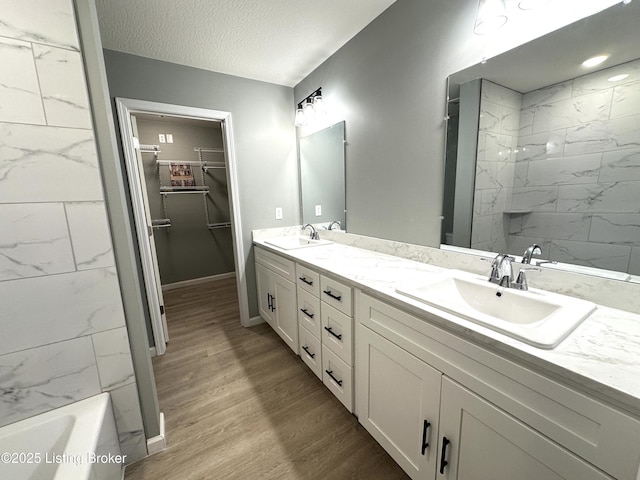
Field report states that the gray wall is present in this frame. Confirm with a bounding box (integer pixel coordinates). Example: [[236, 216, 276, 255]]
[[294, 0, 620, 247], [103, 50, 298, 317], [136, 118, 235, 285]]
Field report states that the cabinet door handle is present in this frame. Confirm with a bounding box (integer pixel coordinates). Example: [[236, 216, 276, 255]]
[[439, 437, 450, 475], [300, 308, 314, 319], [324, 326, 342, 340], [323, 289, 342, 301], [301, 345, 315, 359], [421, 420, 431, 455], [267, 293, 272, 311], [325, 369, 343, 386], [270, 294, 276, 312], [299, 276, 313, 286]]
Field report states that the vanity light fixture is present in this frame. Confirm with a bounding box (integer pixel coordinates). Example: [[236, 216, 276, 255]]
[[473, 0, 508, 35], [294, 88, 326, 127], [582, 54, 609, 68]]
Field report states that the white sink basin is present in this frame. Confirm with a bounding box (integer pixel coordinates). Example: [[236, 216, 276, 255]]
[[396, 270, 595, 349], [264, 235, 333, 250]]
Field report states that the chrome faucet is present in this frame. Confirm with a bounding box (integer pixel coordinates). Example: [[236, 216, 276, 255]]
[[489, 254, 515, 287], [327, 220, 341, 231], [522, 244, 542, 264], [512, 267, 540, 291], [302, 224, 319, 240]]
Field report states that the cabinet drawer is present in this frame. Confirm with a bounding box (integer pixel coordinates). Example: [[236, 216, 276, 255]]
[[321, 303, 353, 366], [297, 288, 321, 339], [320, 275, 352, 316], [299, 325, 322, 380], [296, 263, 320, 297], [322, 344, 353, 412], [255, 246, 295, 282]]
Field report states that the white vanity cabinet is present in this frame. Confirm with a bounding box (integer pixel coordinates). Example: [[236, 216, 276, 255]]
[[357, 326, 442, 479], [296, 262, 355, 412], [357, 292, 640, 480], [437, 378, 611, 480], [255, 247, 298, 353]]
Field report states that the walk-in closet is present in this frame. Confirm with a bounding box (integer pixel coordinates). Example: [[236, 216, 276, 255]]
[[134, 114, 235, 288]]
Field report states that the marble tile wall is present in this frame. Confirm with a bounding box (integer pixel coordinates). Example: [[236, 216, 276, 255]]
[[0, 0, 146, 463], [509, 59, 640, 274], [471, 80, 521, 252]]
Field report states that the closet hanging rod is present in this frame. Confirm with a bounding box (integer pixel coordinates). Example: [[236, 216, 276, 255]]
[[194, 147, 224, 153], [202, 162, 226, 171]]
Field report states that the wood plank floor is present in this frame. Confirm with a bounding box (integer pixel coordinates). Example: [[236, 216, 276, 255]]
[[125, 277, 409, 480]]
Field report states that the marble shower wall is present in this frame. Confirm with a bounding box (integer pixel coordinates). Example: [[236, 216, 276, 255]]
[[509, 59, 640, 274], [471, 80, 522, 252], [0, 0, 146, 463]]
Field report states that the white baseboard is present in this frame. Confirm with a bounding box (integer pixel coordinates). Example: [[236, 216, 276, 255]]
[[244, 315, 265, 327], [162, 272, 236, 291], [146, 412, 167, 455]]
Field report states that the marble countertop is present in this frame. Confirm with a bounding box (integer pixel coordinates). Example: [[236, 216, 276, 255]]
[[253, 236, 640, 415]]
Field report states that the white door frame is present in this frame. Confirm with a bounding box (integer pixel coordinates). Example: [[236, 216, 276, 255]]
[[115, 98, 250, 352]]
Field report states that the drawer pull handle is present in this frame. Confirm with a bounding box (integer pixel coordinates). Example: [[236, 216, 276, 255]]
[[324, 326, 342, 340], [323, 289, 342, 301], [301, 345, 315, 359], [300, 308, 314, 319], [299, 276, 313, 286], [421, 420, 431, 455], [439, 437, 450, 474], [325, 369, 343, 386]]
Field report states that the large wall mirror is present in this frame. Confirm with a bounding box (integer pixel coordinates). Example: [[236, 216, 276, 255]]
[[443, 1, 640, 281], [299, 121, 346, 228]]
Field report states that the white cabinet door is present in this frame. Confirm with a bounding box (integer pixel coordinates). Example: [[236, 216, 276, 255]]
[[255, 262, 274, 328], [437, 377, 613, 480], [272, 272, 298, 353], [357, 325, 442, 480]]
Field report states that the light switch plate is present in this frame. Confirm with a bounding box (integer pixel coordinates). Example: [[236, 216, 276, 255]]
[[166, 134, 174, 143], [315, 205, 322, 216], [275, 207, 283, 220]]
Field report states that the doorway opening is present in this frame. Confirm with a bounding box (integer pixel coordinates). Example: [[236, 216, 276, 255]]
[[116, 98, 249, 358]]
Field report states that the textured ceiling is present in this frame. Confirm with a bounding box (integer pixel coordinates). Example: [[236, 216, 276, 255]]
[[95, 0, 397, 87]]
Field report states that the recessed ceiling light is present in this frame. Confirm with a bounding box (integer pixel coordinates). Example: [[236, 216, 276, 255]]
[[608, 74, 629, 82], [582, 55, 609, 68], [622, 0, 632, 5]]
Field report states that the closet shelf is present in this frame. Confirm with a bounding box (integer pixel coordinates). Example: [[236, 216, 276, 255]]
[[160, 186, 209, 195], [194, 147, 224, 153], [140, 144, 161, 155], [152, 218, 172, 229], [207, 222, 232, 230]]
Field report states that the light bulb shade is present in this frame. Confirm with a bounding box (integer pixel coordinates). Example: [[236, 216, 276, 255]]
[[474, 0, 508, 35], [294, 108, 306, 127], [312, 95, 327, 115], [303, 100, 314, 113]]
